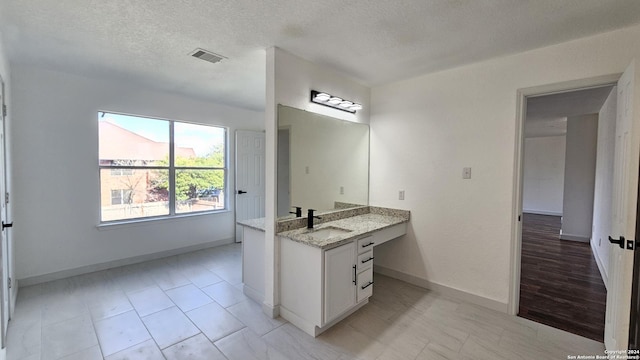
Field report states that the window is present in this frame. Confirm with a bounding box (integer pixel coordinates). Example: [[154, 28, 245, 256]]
[[99, 112, 227, 222], [111, 189, 132, 205]]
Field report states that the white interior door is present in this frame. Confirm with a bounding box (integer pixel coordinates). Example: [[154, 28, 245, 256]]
[[0, 77, 9, 348], [235, 130, 266, 242], [605, 61, 636, 350]]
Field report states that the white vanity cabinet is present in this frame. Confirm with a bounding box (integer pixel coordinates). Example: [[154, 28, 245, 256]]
[[239, 209, 409, 337], [280, 236, 370, 337], [279, 218, 407, 336], [323, 241, 357, 324], [323, 235, 375, 324], [279, 222, 406, 337]]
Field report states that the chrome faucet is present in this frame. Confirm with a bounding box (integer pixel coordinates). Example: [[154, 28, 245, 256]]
[[307, 209, 321, 229]]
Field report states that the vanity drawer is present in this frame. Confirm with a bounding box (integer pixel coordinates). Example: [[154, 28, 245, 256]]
[[357, 250, 374, 272], [356, 268, 373, 303], [357, 236, 375, 254]]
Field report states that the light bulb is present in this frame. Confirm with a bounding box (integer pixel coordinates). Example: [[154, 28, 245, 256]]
[[314, 93, 330, 102], [328, 97, 342, 105]]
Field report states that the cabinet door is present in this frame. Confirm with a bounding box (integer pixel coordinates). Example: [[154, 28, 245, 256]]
[[324, 241, 356, 324]]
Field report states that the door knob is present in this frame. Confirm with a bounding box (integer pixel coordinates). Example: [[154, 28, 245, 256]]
[[237, 190, 247, 194], [1, 221, 12, 230]]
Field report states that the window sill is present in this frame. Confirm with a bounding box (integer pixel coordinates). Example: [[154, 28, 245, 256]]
[[97, 209, 232, 231]]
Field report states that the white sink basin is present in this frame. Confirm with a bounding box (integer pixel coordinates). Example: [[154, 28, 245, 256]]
[[307, 226, 352, 240]]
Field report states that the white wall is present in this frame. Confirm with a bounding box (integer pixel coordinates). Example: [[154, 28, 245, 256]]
[[270, 49, 370, 126], [592, 87, 617, 284], [561, 114, 598, 241], [370, 24, 640, 307], [264, 47, 370, 313], [11, 64, 263, 281], [522, 136, 566, 216]]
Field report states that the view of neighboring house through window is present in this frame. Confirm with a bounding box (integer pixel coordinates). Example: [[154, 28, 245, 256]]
[[98, 112, 227, 222]]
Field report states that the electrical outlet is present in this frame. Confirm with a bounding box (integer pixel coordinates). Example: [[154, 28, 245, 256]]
[[463, 167, 472, 179], [399, 190, 405, 200], [340, 186, 344, 195]]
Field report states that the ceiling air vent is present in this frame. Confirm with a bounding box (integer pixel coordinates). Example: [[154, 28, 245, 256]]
[[190, 48, 226, 64]]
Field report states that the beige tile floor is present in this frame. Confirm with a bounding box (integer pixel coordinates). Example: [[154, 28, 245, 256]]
[[6, 243, 605, 359]]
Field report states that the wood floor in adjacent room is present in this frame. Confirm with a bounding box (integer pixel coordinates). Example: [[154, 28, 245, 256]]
[[519, 213, 607, 342]]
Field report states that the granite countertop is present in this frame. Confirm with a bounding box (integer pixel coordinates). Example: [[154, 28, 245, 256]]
[[278, 213, 408, 250], [237, 217, 266, 231]]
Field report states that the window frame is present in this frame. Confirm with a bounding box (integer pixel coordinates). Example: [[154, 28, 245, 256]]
[[98, 111, 229, 224]]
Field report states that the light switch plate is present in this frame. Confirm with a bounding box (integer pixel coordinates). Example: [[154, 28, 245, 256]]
[[463, 167, 472, 179], [399, 190, 405, 200]]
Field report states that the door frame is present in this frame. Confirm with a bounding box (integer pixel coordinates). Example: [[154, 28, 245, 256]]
[[509, 73, 622, 315]]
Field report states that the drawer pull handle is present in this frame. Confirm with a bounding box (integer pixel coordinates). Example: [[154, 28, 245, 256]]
[[361, 242, 375, 248], [361, 257, 374, 264], [352, 265, 356, 285], [361, 281, 374, 290]]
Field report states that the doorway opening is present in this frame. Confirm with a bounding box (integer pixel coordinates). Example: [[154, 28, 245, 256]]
[[511, 65, 637, 350], [518, 85, 615, 341]]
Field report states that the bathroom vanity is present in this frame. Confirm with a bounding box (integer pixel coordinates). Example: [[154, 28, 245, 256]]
[[237, 206, 409, 337], [235, 104, 409, 336]]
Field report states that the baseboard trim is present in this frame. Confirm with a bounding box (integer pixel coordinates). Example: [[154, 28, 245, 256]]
[[243, 285, 264, 304], [559, 233, 590, 242], [18, 238, 235, 287], [590, 240, 609, 290], [373, 265, 509, 313], [279, 306, 315, 336], [10, 278, 18, 318], [523, 210, 563, 216], [262, 302, 280, 319]]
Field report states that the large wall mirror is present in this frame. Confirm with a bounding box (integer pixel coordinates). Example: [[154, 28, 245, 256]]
[[277, 105, 370, 217]]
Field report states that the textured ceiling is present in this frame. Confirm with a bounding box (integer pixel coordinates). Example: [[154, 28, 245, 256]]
[[525, 86, 614, 137], [1, 1, 639, 111]]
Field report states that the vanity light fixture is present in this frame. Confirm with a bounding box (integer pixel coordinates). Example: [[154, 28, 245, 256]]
[[310, 90, 362, 113]]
